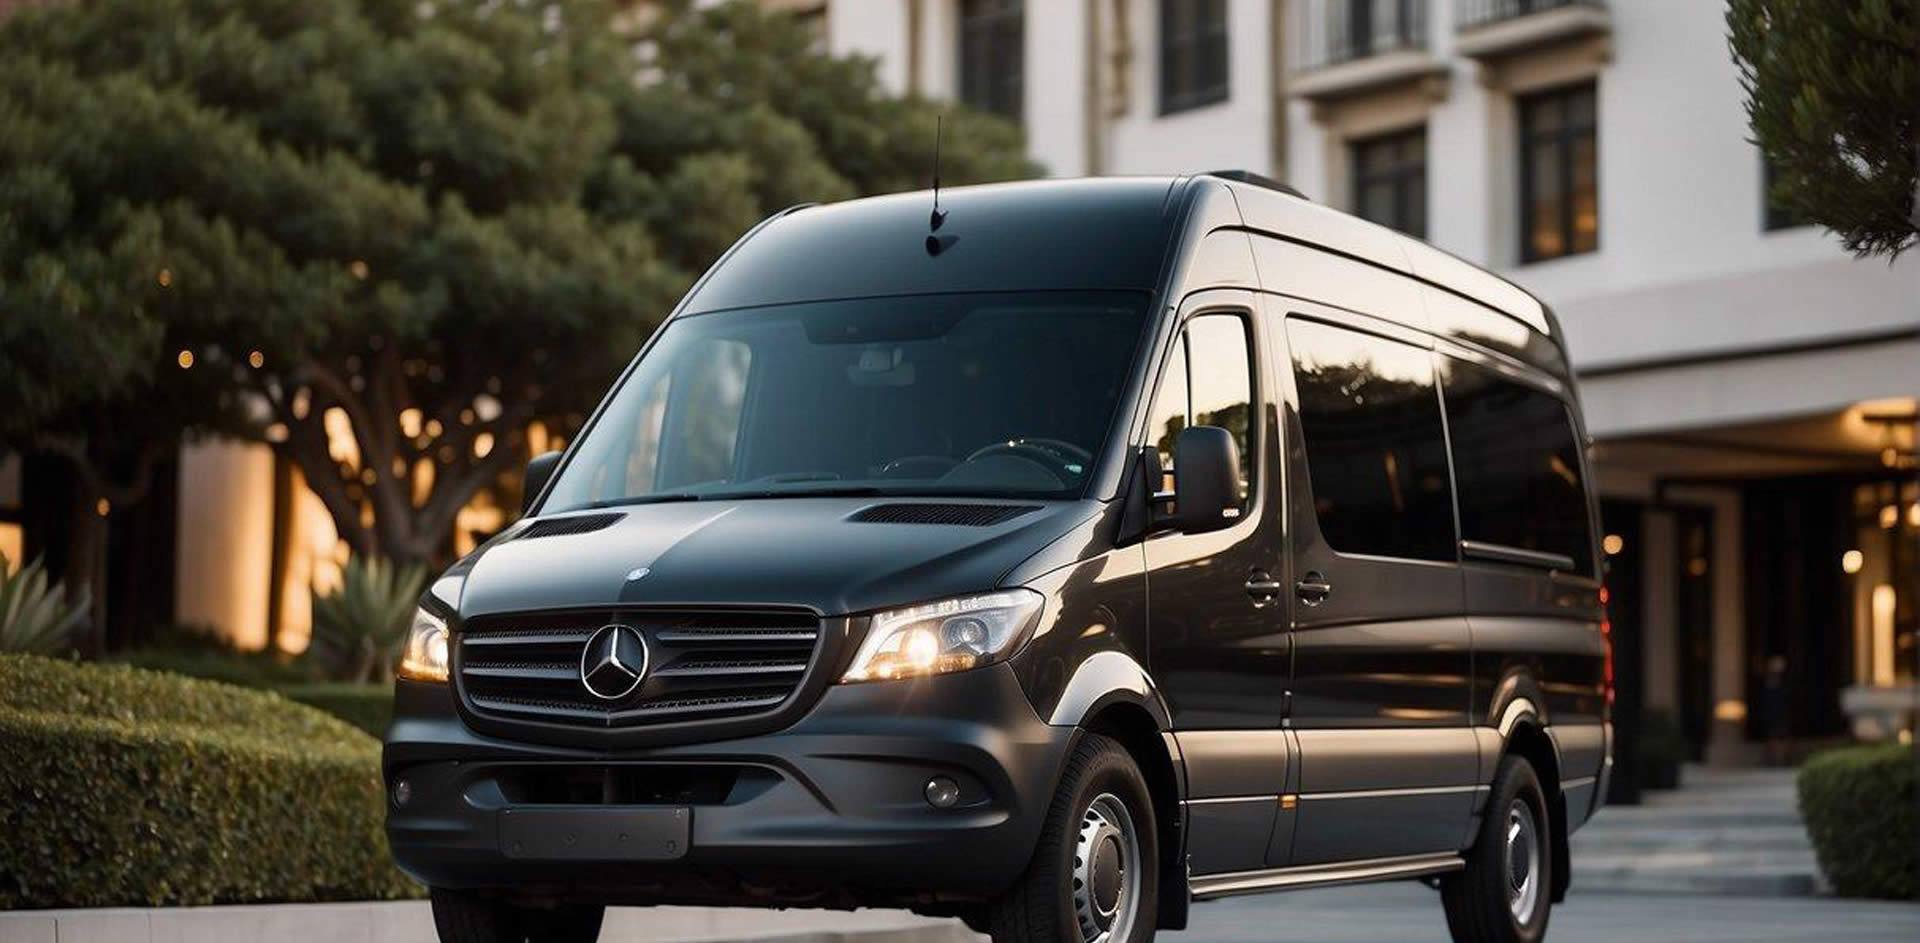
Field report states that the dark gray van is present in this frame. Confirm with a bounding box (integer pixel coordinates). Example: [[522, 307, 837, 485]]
[[385, 173, 1611, 943]]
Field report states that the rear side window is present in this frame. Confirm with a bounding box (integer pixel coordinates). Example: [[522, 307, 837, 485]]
[[1286, 319, 1455, 561], [1440, 359, 1594, 574]]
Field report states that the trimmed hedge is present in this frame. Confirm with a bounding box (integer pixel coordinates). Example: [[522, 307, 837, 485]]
[[280, 683, 395, 738], [1798, 742, 1917, 899], [0, 655, 418, 907], [114, 646, 317, 689]]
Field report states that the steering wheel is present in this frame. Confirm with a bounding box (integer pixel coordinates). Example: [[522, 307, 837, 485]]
[[876, 455, 960, 479], [962, 437, 1093, 480]]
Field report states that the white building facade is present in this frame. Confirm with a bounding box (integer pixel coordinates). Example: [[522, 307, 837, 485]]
[[793, 0, 1920, 771]]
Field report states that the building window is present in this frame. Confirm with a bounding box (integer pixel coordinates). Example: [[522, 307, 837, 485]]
[[1518, 82, 1598, 263], [1352, 126, 1427, 238], [1287, 317, 1456, 562], [959, 0, 1024, 121], [1762, 156, 1809, 231], [1160, 0, 1229, 114]]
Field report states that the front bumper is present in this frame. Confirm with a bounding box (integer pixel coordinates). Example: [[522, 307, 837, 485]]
[[383, 664, 1075, 906]]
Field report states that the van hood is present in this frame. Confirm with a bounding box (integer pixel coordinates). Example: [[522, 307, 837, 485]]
[[454, 498, 1097, 619]]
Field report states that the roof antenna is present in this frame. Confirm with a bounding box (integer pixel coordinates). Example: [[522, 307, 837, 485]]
[[929, 114, 947, 232]]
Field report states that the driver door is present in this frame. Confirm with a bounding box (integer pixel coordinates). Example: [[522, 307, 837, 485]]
[[1146, 291, 1296, 875]]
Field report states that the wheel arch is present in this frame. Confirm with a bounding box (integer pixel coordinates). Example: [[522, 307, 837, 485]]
[[1077, 698, 1189, 931], [1499, 709, 1572, 905]]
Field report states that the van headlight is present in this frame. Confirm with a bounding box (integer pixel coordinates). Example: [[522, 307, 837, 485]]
[[840, 590, 1045, 683], [397, 607, 450, 683]]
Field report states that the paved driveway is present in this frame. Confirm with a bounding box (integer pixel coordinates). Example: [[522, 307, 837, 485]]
[[1169, 882, 1920, 943]]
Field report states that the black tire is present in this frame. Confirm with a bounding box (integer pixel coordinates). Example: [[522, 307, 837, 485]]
[[1441, 755, 1554, 943], [984, 732, 1159, 943], [523, 904, 605, 943], [429, 888, 604, 943]]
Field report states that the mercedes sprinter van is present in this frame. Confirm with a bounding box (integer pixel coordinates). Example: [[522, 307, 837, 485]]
[[386, 172, 1611, 943]]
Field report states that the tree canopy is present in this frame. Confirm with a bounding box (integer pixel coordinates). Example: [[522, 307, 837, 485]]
[[0, 0, 1038, 574], [1728, 0, 1920, 259]]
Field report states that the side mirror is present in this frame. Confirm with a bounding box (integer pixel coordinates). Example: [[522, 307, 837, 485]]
[[1172, 426, 1240, 534], [522, 451, 563, 514]]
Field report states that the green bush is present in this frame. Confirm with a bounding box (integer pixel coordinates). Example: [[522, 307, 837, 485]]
[[0, 654, 418, 907], [279, 683, 395, 738], [1798, 742, 1917, 899], [114, 645, 318, 689]]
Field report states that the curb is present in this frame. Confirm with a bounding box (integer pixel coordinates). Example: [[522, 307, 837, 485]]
[[0, 901, 982, 943]]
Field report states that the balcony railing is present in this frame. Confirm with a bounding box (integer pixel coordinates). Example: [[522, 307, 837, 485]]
[[1457, 0, 1605, 31], [1294, 0, 1430, 73]]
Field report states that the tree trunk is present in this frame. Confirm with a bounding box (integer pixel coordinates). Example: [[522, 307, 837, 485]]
[[62, 490, 108, 657]]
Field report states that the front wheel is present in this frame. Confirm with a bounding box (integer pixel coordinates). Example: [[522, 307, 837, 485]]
[[983, 732, 1159, 943], [1441, 755, 1553, 943], [429, 888, 605, 943]]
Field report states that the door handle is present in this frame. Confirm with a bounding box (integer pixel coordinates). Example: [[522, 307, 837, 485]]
[[1296, 572, 1332, 606], [1245, 572, 1282, 606]]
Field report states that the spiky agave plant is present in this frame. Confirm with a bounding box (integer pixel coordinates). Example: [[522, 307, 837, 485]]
[[309, 556, 426, 683], [0, 554, 89, 654]]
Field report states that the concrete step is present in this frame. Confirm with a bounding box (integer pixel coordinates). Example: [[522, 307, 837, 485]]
[[1573, 863, 1821, 898], [1566, 765, 1822, 897]]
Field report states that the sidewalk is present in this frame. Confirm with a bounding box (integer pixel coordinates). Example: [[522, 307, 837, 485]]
[[0, 901, 975, 943], [1570, 764, 1823, 896]]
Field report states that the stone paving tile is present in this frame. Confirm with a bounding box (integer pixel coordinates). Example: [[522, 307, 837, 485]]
[[1170, 882, 1920, 943]]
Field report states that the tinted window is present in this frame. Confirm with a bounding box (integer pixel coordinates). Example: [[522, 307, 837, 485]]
[[1440, 359, 1594, 574], [1146, 313, 1255, 507], [1188, 314, 1255, 504], [1287, 319, 1454, 561], [544, 291, 1147, 510]]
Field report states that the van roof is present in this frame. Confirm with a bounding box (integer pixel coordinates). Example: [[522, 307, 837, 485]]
[[682, 175, 1554, 351]]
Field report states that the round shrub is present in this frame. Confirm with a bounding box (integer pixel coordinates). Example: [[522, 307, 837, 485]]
[[0, 654, 418, 907], [1797, 742, 1917, 899], [278, 683, 396, 738]]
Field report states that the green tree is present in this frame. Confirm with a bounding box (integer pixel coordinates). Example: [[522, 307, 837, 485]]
[[0, 0, 1037, 587], [1728, 0, 1920, 258]]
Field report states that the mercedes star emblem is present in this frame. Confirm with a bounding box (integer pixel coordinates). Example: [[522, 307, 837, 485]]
[[579, 624, 649, 701]]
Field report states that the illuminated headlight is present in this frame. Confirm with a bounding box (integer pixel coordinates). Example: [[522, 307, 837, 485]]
[[397, 607, 450, 683], [840, 590, 1044, 683]]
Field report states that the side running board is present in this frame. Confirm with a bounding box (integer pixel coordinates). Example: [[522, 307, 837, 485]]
[[1189, 852, 1464, 900]]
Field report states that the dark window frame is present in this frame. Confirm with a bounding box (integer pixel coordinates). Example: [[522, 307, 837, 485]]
[[959, 0, 1025, 121], [1159, 0, 1230, 115], [1518, 81, 1599, 264], [1350, 125, 1428, 238]]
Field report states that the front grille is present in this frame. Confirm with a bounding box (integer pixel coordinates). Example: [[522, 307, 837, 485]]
[[456, 610, 822, 730]]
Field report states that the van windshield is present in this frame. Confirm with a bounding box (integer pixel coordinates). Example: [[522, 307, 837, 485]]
[[541, 291, 1151, 511]]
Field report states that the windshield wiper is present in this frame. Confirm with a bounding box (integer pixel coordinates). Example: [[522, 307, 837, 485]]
[[707, 485, 888, 501], [582, 493, 703, 509]]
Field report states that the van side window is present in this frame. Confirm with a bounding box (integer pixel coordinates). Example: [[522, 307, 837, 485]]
[[1187, 315, 1255, 504], [1439, 359, 1595, 574], [1286, 318, 1454, 561], [1145, 334, 1190, 490], [1146, 313, 1255, 506]]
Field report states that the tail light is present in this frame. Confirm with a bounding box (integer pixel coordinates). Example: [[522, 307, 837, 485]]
[[1599, 585, 1615, 708]]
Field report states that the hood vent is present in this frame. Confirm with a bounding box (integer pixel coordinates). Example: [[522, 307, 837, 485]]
[[848, 503, 1040, 527], [518, 513, 624, 540]]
